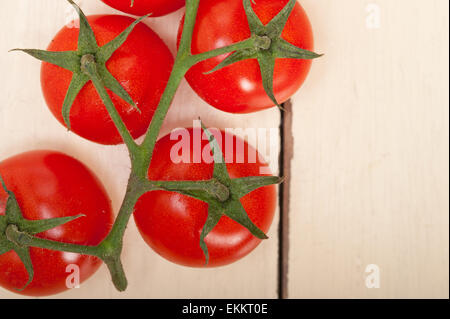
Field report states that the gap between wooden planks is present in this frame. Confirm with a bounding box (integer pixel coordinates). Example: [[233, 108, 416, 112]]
[[277, 101, 294, 299]]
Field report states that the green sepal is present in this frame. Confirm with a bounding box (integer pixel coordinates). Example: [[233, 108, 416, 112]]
[[97, 65, 139, 111], [1, 177, 22, 225], [265, 0, 296, 38], [62, 73, 90, 129], [20, 214, 85, 235], [224, 199, 268, 240], [199, 203, 223, 265], [200, 122, 229, 183], [12, 246, 33, 291], [243, 0, 265, 34], [205, 49, 257, 75], [274, 37, 324, 60], [232, 176, 284, 197], [9, 49, 81, 72], [68, 0, 99, 55], [154, 180, 228, 203], [96, 14, 150, 64], [257, 50, 279, 107]]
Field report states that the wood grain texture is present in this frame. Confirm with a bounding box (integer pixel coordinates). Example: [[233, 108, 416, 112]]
[[0, 0, 280, 299], [288, 0, 449, 298]]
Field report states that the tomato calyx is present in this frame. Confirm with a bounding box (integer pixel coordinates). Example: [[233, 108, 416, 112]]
[[183, 124, 283, 265], [205, 0, 323, 109], [0, 175, 84, 291], [11, 0, 149, 149]]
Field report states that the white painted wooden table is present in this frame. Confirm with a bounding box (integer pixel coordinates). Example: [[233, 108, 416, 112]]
[[289, 0, 449, 299], [0, 0, 448, 299]]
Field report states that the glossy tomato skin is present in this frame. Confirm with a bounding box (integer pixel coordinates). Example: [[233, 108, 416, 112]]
[[41, 15, 174, 145], [0, 151, 113, 296], [134, 128, 276, 267], [102, 0, 185, 17], [179, 0, 314, 113]]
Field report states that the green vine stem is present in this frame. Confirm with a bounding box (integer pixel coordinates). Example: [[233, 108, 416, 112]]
[[80, 54, 140, 154], [2, 0, 321, 292]]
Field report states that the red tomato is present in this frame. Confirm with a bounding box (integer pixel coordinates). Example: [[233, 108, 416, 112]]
[[134, 128, 276, 267], [101, 0, 185, 17], [0, 151, 113, 296], [179, 0, 314, 113], [41, 15, 174, 145]]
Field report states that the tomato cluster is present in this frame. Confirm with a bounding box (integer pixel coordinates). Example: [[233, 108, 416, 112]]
[[0, 0, 318, 296]]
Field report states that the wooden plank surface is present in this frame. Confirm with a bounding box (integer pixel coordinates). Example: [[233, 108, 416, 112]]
[[0, 0, 281, 299], [288, 0, 449, 298], [1, 0, 448, 300]]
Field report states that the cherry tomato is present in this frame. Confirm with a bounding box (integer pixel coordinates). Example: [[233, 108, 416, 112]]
[[0, 150, 113, 296], [134, 128, 276, 267], [41, 15, 174, 145], [179, 0, 314, 113], [101, 0, 185, 17]]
